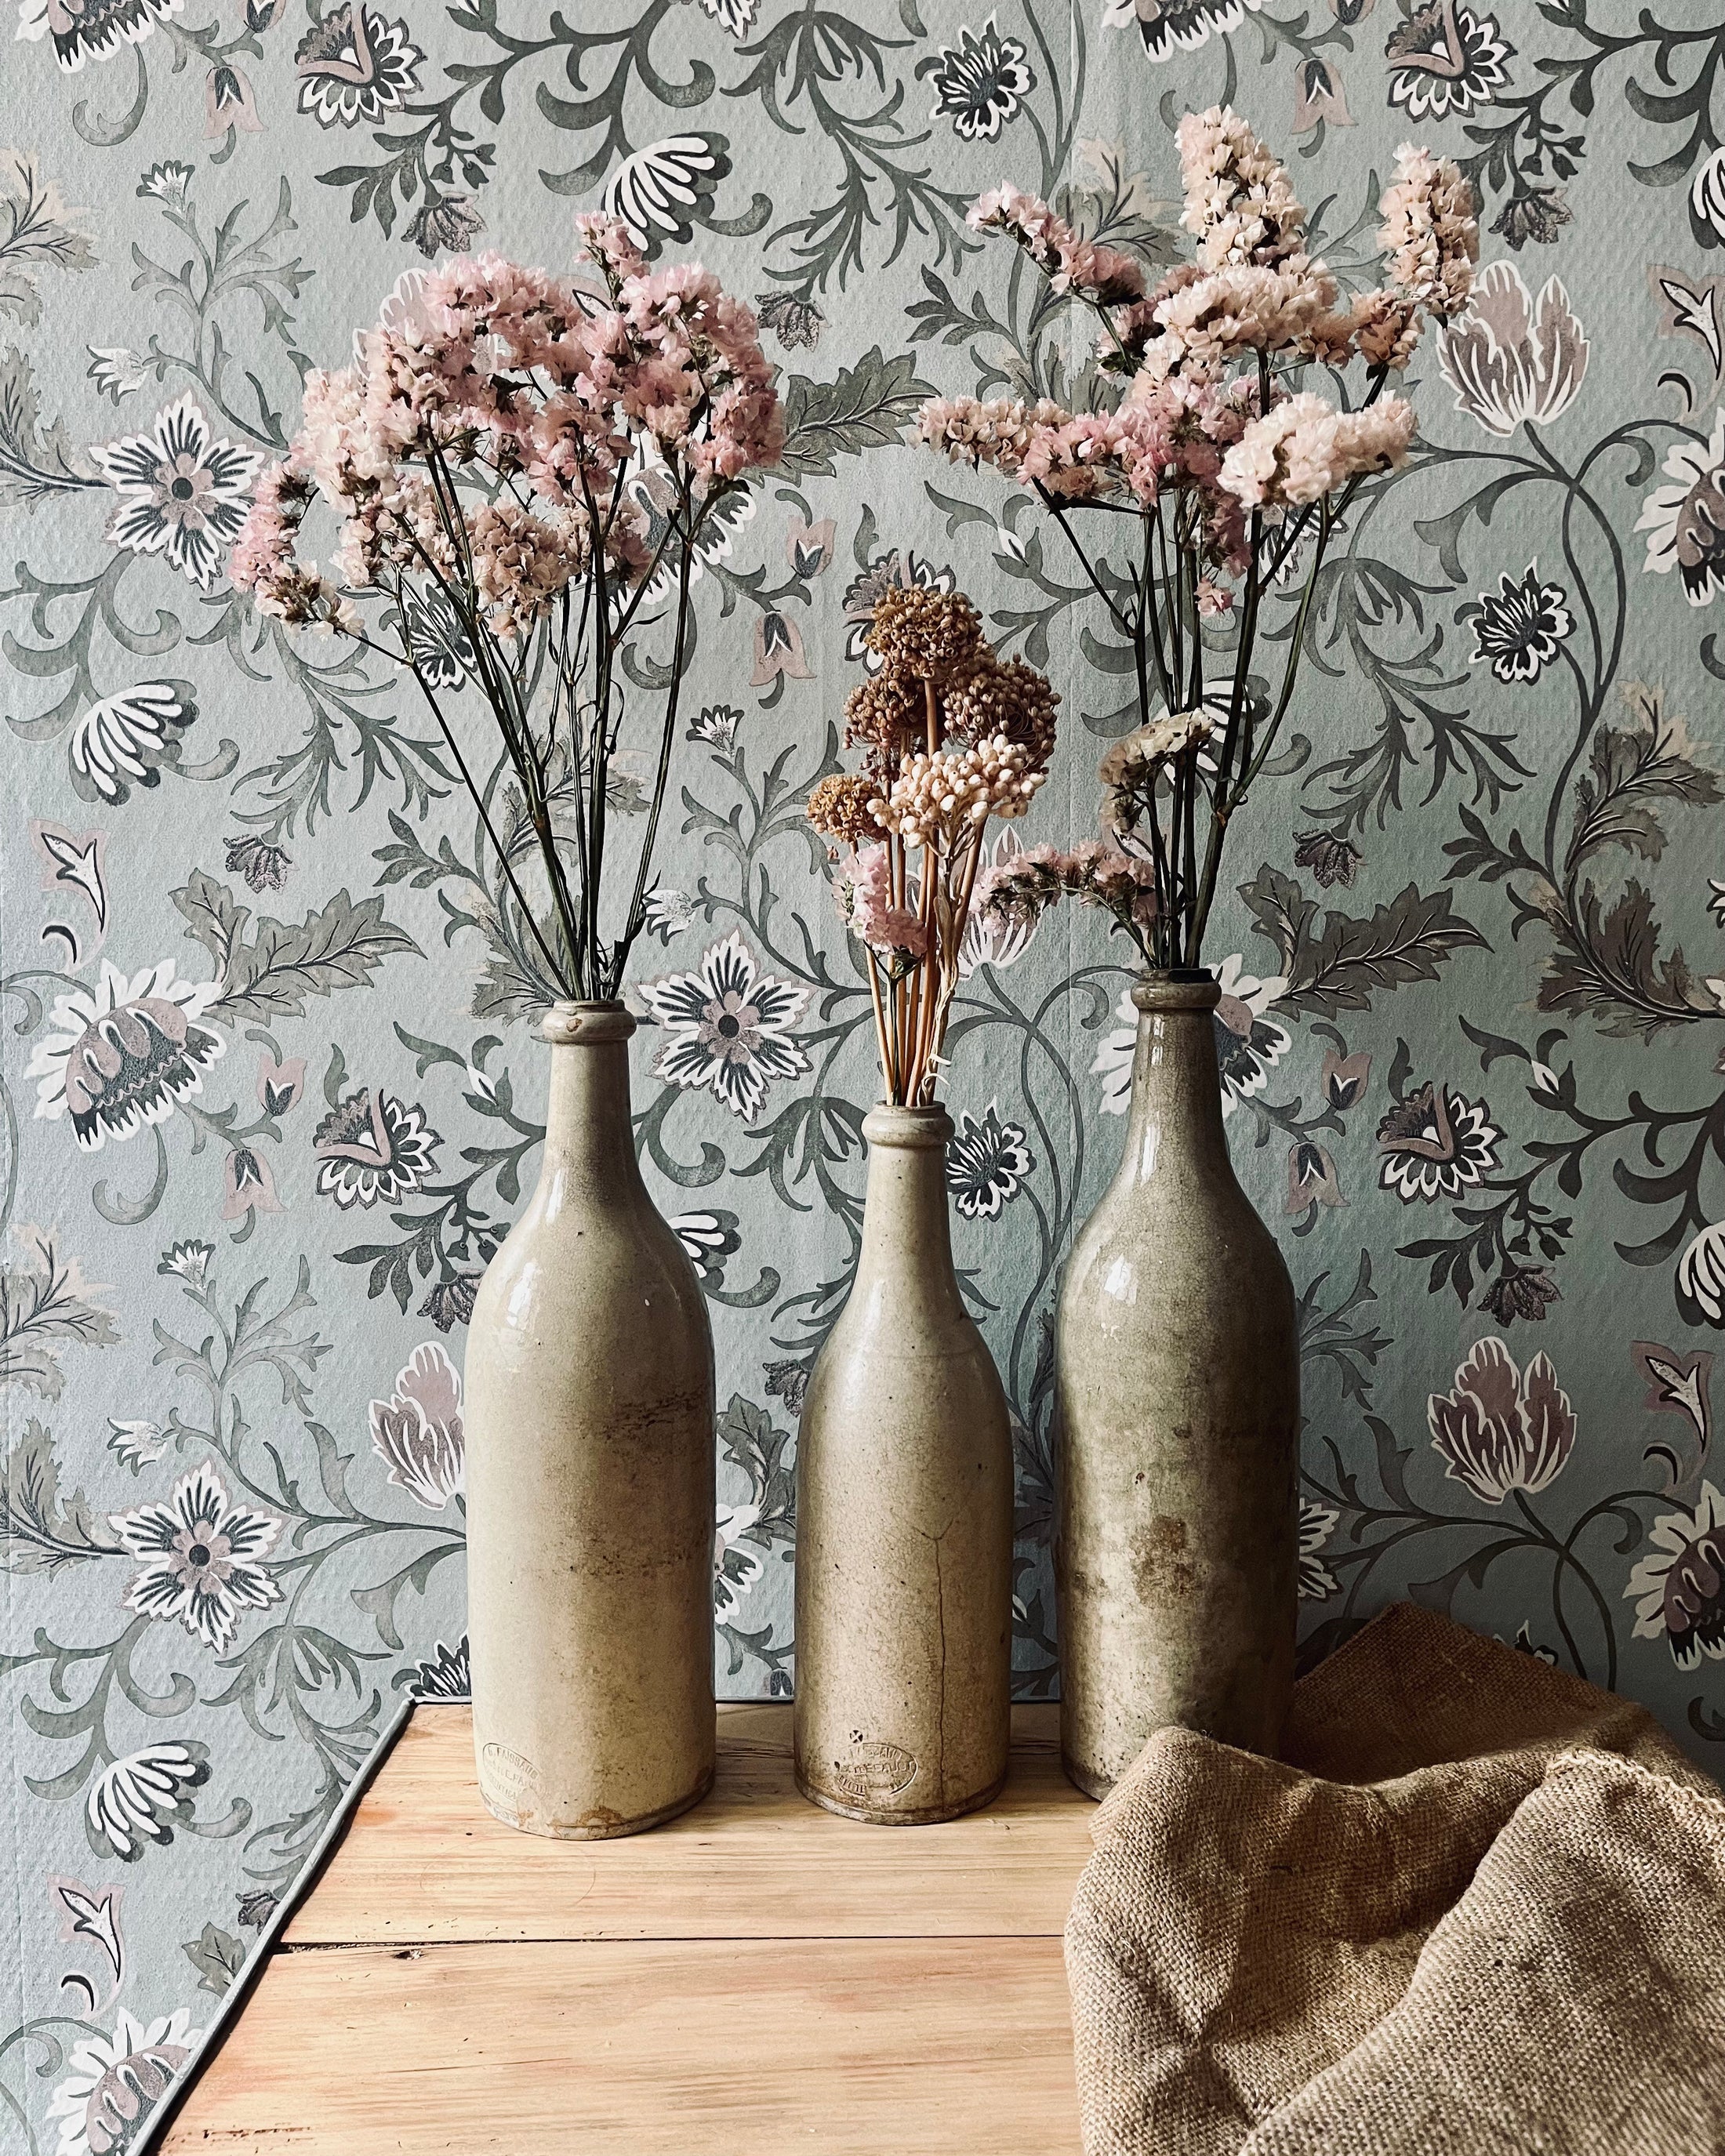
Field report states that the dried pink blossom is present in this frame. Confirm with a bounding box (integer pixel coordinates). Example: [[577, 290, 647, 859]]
[[1378, 143, 1478, 323], [839, 844, 928, 957], [1218, 392, 1416, 510], [968, 184, 1146, 303], [1175, 105, 1309, 270]]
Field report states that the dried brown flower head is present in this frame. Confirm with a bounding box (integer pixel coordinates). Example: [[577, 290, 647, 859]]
[[945, 655, 1060, 761], [842, 671, 925, 761], [862, 584, 986, 681], [806, 772, 885, 848]]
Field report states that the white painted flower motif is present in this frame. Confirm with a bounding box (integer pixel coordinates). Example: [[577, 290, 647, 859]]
[[110, 1460, 283, 1652], [1091, 988, 1139, 1117], [369, 1342, 464, 1510], [1385, 0, 1513, 121], [1676, 1220, 1725, 1328], [1102, 0, 1262, 65], [137, 158, 194, 208], [714, 1501, 764, 1615], [407, 1635, 470, 1700], [637, 931, 812, 1125], [71, 681, 198, 805], [946, 1102, 1034, 1221], [89, 395, 262, 591], [26, 959, 225, 1152], [958, 826, 1041, 978], [927, 13, 1033, 143], [294, 2, 424, 128], [85, 1740, 211, 1860], [158, 1238, 214, 1287], [1377, 1080, 1502, 1203], [312, 1089, 440, 1210], [1436, 261, 1588, 440], [107, 1419, 166, 1473], [17, 0, 183, 72], [87, 346, 150, 402], [1298, 1499, 1338, 1599], [1636, 408, 1725, 608], [642, 887, 695, 943], [1625, 1482, 1725, 1668], [1211, 954, 1291, 1113], [46, 2007, 203, 2155]]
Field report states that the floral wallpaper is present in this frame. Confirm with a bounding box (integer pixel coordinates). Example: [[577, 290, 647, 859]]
[[5, 0, 1725, 2143]]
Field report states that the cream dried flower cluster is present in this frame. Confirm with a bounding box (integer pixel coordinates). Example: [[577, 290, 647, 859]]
[[914, 107, 1478, 971], [885, 735, 1044, 848]]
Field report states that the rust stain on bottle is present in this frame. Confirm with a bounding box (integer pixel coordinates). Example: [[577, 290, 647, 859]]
[[1131, 1513, 1198, 1602]]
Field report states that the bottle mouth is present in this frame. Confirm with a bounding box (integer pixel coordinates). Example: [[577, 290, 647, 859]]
[[1132, 969, 1222, 1014], [541, 1001, 635, 1046], [862, 1102, 953, 1148]]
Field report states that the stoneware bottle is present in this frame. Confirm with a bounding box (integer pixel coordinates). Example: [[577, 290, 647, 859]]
[[1056, 970, 1298, 1798], [794, 1103, 1014, 1824], [464, 1002, 716, 1838]]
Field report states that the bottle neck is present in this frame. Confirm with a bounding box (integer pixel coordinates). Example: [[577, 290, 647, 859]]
[[1117, 975, 1231, 1189], [855, 1104, 963, 1318], [537, 1004, 647, 1209]]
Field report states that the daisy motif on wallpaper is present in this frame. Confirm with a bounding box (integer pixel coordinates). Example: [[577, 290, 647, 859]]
[[636, 931, 812, 1125], [110, 1460, 284, 1653], [89, 397, 262, 593]]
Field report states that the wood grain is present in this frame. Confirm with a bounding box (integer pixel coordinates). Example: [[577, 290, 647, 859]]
[[166, 1938, 1084, 2154], [286, 1700, 1091, 1943], [164, 1700, 1094, 2153]]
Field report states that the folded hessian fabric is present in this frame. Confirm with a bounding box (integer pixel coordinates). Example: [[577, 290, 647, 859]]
[[1064, 1601, 1725, 2156]]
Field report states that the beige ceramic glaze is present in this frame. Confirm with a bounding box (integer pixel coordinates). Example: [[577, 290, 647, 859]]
[[1055, 971, 1299, 1798], [794, 1105, 1014, 1825], [464, 1002, 716, 1839]]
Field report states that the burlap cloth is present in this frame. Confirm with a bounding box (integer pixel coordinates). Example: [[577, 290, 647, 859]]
[[1065, 1602, 1725, 2156]]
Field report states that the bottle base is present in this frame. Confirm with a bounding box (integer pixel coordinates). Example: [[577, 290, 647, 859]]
[[1060, 1752, 1113, 1802], [479, 1759, 715, 1841], [793, 1763, 1008, 1826]]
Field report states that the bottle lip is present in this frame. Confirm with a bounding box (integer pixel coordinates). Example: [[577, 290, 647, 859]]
[[1132, 968, 1222, 1014], [862, 1101, 953, 1148], [541, 1000, 635, 1046]]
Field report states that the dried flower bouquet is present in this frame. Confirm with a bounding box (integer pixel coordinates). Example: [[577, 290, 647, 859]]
[[230, 216, 783, 1004], [921, 108, 1479, 972], [808, 586, 1059, 1105]]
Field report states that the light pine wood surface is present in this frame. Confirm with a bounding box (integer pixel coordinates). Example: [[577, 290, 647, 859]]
[[165, 1701, 1093, 2153]]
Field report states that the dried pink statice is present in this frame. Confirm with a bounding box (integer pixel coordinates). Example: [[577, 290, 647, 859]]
[[967, 185, 1146, 304], [1141, 258, 1343, 379], [1378, 143, 1478, 322], [1174, 105, 1309, 271], [1218, 392, 1416, 510], [840, 844, 928, 958], [468, 500, 578, 637], [916, 393, 1070, 477]]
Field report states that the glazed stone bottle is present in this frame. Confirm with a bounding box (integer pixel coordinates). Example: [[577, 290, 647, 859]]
[[794, 1103, 1015, 1824], [464, 1002, 716, 1838], [1056, 970, 1299, 1797]]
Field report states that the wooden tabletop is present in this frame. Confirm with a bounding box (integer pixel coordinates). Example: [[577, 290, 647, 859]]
[[165, 1701, 1093, 2153]]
